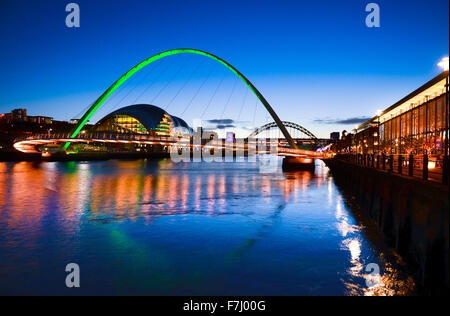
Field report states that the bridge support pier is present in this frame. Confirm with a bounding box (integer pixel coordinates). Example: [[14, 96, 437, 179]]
[[282, 157, 315, 171]]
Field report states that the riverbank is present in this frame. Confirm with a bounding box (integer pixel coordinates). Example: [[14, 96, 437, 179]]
[[324, 158, 449, 295]]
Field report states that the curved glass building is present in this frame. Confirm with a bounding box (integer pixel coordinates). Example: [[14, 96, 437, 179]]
[[94, 104, 192, 137]]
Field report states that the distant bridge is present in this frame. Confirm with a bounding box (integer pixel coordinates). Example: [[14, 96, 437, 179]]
[[249, 121, 319, 141]]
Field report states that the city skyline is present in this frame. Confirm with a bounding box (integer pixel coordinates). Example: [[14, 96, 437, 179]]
[[1, 0, 448, 298], [0, 0, 448, 138]]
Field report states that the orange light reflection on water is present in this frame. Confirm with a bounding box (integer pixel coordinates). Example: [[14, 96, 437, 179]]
[[0, 160, 416, 295]]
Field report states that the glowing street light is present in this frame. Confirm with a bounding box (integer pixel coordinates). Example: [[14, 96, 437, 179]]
[[438, 57, 449, 185], [438, 57, 449, 71]]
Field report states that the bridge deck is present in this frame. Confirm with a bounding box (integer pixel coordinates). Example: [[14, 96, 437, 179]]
[[13, 134, 328, 158]]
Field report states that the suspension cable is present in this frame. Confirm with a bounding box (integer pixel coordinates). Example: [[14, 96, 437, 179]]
[[200, 73, 226, 119], [164, 58, 206, 112], [252, 97, 258, 125], [150, 55, 190, 105], [236, 88, 249, 121], [179, 65, 215, 117], [108, 63, 164, 113], [129, 59, 165, 105], [220, 78, 237, 119]]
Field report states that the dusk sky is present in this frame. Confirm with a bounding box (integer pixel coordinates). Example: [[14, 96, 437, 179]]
[[0, 0, 448, 138]]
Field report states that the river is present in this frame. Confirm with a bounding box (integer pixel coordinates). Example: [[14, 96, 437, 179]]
[[0, 158, 415, 295]]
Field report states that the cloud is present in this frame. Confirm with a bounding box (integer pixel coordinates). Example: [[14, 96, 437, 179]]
[[206, 119, 234, 124], [314, 116, 371, 125], [204, 118, 255, 131], [216, 124, 236, 129]]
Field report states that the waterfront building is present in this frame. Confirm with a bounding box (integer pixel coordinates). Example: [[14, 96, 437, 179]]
[[94, 104, 192, 137], [354, 71, 449, 156], [0, 108, 53, 125], [353, 125, 379, 154], [330, 132, 340, 142]]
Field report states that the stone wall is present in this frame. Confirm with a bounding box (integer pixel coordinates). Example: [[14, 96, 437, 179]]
[[325, 158, 449, 295]]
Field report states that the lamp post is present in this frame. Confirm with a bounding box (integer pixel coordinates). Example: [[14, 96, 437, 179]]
[[375, 110, 382, 154], [374, 110, 383, 168], [438, 57, 449, 184]]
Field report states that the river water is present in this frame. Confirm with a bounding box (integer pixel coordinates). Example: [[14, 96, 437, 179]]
[[0, 158, 415, 295]]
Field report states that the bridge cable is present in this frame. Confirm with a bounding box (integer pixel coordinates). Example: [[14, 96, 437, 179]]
[[236, 88, 249, 121], [71, 65, 137, 122], [131, 58, 173, 106], [179, 65, 215, 117], [200, 73, 226, 119], [129, 59, 167, 105], [101, 80, 131, 113], [110, 58, 170, 111], [150, 55, 191, 105], [72, 102, 95, 123], [107, 62, 165, 114], [164, 58, 206, 112], [219, 78, 237, 120], [99, 75, 144, 119], [103, 61, 161, 114], [115, 64, 155, 109], [252, 98, 259, 125]]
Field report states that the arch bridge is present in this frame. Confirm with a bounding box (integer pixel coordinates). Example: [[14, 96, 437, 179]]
[[249, 121, 321, 143], [14, 49, 330, 161], [64, 48, 298, 150]]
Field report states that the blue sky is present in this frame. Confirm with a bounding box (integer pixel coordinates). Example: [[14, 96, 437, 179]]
[[0, 0, 448, 138]]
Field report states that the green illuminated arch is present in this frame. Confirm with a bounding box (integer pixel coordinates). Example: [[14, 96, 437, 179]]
[[65, 49, 297, 149]]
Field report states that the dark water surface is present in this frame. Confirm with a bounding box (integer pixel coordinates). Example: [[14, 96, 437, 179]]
[[0, 159, 414, 295]]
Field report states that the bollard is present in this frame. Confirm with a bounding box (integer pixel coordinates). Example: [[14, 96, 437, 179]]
[[423, 154, 428, 181], [398, 155, 403, 175], [409, 154, 414, 177], [376, 155, 380, 169], [382, 154, 386, 170]]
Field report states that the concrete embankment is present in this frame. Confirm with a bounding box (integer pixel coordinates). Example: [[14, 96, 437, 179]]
[[325, 158, 449, 295]]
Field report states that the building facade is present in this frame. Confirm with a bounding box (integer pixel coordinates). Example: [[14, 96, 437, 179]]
[[355, 71, 449, 156], [94, 104, 192, 137], [0, 108, 53, 125]]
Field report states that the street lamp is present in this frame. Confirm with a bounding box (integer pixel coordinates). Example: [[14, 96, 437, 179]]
[[438, 57, 449, 71], [438, 57, 449, 184], [375, 110, 383, 154]]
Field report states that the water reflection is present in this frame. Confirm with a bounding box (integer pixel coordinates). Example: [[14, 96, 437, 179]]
[[334, 196, 415, 296], [0, 159, 415, 295]]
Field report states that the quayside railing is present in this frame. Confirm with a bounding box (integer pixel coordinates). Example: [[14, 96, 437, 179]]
[[334, 153, 449, 185]]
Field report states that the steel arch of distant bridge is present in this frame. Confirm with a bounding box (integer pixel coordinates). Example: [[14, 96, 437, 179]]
[[65, 49, 298, 150], [249, 121, 320, 144]]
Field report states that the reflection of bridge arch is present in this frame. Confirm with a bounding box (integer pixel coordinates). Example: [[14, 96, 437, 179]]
[[66, 49, 298, 149], [249, 121, 320, 144]]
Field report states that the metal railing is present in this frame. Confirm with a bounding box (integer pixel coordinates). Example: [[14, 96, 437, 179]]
[[335, 153, 449, 185], [14, 132, 179, 143], [15, 133, 324, 158]]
